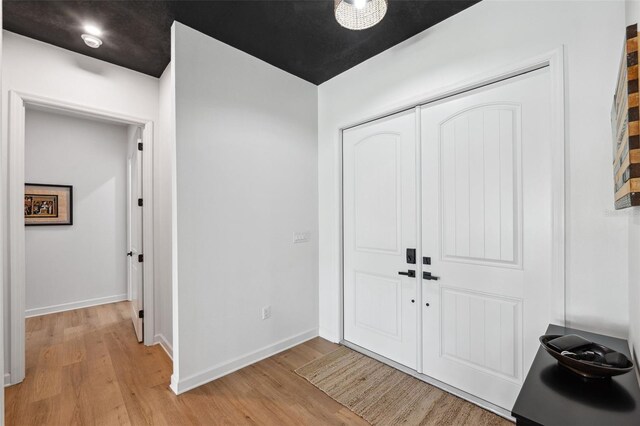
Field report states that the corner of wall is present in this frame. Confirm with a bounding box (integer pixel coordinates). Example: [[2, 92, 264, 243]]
[[319, 327, 340, 344], [154, 333, 173, 360]]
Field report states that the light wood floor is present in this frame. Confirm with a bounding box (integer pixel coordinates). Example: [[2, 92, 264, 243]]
[[5, 302, 509, 425], [5, 302, 365, 425]]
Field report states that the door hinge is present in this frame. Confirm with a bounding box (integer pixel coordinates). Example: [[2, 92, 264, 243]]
[[138, 198, 143, 207], [138, 310, 144, 319], [138, 142, 143, 151], [138, 254, 144, 263]]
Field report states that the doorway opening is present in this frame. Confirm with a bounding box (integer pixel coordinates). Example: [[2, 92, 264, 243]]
[[6, 92, 156, 385]]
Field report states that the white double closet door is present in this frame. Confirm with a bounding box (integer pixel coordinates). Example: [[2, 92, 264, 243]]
[[343, 67, 556, 410]]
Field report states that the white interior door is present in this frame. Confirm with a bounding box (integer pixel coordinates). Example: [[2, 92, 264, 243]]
[[127, 131, 144, 342], [343, 110, 418, 369], [421, 68, 554, 410]]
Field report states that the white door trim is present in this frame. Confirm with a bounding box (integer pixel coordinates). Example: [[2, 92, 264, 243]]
[[338, 47, 566, 342], [6, 91, 156, 385]]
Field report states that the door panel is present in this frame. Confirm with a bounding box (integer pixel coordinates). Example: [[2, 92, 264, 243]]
[[354, 135, 400, 253], [440, 287, 521, 380], [421, 68, 553, 410], [355, 272, 401, 337], [128, 130, 144, 342], [441, 106, 519, 265], [344, 111, 418, 369]]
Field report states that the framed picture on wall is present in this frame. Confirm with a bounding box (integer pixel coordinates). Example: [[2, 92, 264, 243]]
[[24, 183, 73, 226], [612, 23, 640, 209]]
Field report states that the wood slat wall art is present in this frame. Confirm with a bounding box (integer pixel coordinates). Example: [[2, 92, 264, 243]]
[[613, 23, 640, 209]]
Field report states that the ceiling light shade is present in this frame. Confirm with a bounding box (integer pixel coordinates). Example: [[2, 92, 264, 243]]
[[81, 34, 102, 48], [335, 0, 388, 30]]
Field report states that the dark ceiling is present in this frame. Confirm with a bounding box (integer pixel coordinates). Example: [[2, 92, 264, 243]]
[[3, 0, 480, 85]]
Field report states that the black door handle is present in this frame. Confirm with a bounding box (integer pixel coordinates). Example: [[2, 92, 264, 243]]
[[127, 251, 133, 257], [398, 270, 416, 278], [423, 272, 439, 280]]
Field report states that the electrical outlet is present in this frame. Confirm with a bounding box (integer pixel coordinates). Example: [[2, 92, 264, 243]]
[[293, 231, 310, 244], [261, 305, 272, 320]]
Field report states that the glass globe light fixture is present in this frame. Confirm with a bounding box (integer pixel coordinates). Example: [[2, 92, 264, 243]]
[[335, 0, 388, 31]]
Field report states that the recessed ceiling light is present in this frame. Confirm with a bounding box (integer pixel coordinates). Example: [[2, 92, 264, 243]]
[[83, 24, 102, 37], [81, 34, 103, 49]]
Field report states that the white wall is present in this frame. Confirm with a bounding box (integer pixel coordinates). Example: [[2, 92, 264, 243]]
[[1, 0, 6, 414], [629, 210, 640, 377], [24, 109, 128, 316], [155, 64, 173, 357], [171, 22, 318, 393], [626, 0, 640, 381], [318, 0, 629, 342], [1, 31, 160, 378]]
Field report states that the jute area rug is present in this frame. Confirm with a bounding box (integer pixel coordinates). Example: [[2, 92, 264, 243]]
[[295, 346, 512, 426]]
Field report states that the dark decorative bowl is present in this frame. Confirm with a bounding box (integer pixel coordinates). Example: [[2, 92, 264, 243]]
[[539, 335, 634, 379]]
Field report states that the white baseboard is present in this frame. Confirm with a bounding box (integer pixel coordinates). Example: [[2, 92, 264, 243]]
[[4, 373, 11, 387], [154, 333, 173, 360], [170, 328, 318, 395], [25, 294, 128, 318]]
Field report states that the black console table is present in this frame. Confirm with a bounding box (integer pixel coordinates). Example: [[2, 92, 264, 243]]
[[511, 324, 640, 425]]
